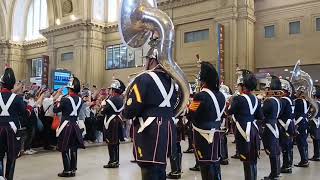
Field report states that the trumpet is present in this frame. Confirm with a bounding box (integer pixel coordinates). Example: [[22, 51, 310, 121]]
[[252, 90, 286, 99]]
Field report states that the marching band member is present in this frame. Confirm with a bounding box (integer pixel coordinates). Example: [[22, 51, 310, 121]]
[[262, 76, 282, 180], [54, 76, 86, 177], [187, 61, 226, 180], [309, 85, 320, 161], [0, 68, 27, 180], [278, 79, 295, 173], [122, 47, 178, 180], [220, 84, 232, 165], [227, 69, 263, 180], [167, 106, 187, 179], [101, 79, 125, 168], [293, 87, 310, 167]]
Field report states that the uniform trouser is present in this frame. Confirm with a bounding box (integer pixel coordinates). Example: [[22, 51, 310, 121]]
[[296, 134, 308, 163], [281, 141, 293, 169], [268, 155, 280, 178], [169, 142, 182, 173], [61, 148, 78, 172], [108, 144, 119, 164], [312, 139, 320, 158], [24, 126, 35, 150], [0, 143, 16, 180], [199, 162, 221, 180], [140, 164, 166, 180], [0, 156, 16, 180], [187, 128, 193, 150], [243, 161, 257, 180], [221, 134, 228, 161]]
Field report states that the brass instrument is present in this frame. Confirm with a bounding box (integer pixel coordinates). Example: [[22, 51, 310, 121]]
[[291, 60, 319, 119], [119, 0, 190, 115], [252, 90, 286, 99]]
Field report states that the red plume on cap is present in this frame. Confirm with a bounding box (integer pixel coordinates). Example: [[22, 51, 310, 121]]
[[4, 64, 10, 69]]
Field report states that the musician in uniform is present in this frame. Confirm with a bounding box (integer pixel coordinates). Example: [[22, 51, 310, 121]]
[[0, 68, 27, 180], [122, 46, 178, 180], [167, 106, 187, 179], [54, 76, 86, 177], [309, 85, 320, 161], [187, 61, 226, 180], [220, 84, 232, 165], [101, 79, 125, 168], [227, 69, 263, 180], [261, 76, 282, 179], [278, 79, 295, 173], [293, 85, 310, 167]]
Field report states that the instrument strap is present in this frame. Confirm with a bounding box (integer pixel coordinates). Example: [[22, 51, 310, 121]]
[[147, 72, 174, 108], [0, 93, 16, 116]]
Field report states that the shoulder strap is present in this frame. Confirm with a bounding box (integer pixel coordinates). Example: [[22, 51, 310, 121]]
[[147, 71, 174, 108], [281, 97, 294, 113], [201, 88, 226, 121], [0, 93, 17, 116], [68, 96, 82, 116], [302, 99, 308, 114], [241, 94, 258, 115], [106, 99, 124, 113], [270, 97, 281, 118]]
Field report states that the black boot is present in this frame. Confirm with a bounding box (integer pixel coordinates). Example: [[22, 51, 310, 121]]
[[189, 162, 200, 171], [0, 158, 3, 177], [295, 145, 309, 167], [264, 156, 280, 180], [310, 139, 320, 161], [281, 151, 292, 173], [5, 158, 16, 180], [167, 153, 182, 179], [184, 133, 194, 153], [58, 152, 73, 177], [104, 145, 119, 168], [70, 150, 77, 176], [220, 135, 229, 165]]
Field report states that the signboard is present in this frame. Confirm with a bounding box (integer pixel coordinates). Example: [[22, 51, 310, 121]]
[[217, 24, 225, 83], [30, 77, 42, 86], [53, 70, 71, 95], [42, 55, 49, 86]]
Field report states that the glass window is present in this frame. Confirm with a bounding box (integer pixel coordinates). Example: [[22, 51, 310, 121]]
[[108, 0, 118, 23], [61, 52, 74, 61], [93, 0, 105, 21], [106, 44, 144, 70], [31, 58, 43, 77], [264, 25, 275, 38], [184, 29, 209, 43], [289, 21, 300, 34], [25, 0, 48, 41], [316, 18, 320, 31]]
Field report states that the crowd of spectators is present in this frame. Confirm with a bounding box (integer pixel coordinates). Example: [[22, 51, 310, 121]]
[[12, 82, 131, 156]]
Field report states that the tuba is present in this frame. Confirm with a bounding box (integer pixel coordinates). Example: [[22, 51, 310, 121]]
[[291, 60, 319, 119], [119, 0, 190, 115]]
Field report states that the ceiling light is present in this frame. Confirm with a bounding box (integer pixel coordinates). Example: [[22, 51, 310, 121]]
[[70, 14, 76, 21], [284, 69, 289, 72], [56, 19, 61, 25]]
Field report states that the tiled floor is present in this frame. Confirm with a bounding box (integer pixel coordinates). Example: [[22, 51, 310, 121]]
[[14, 136, 320, 180]]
